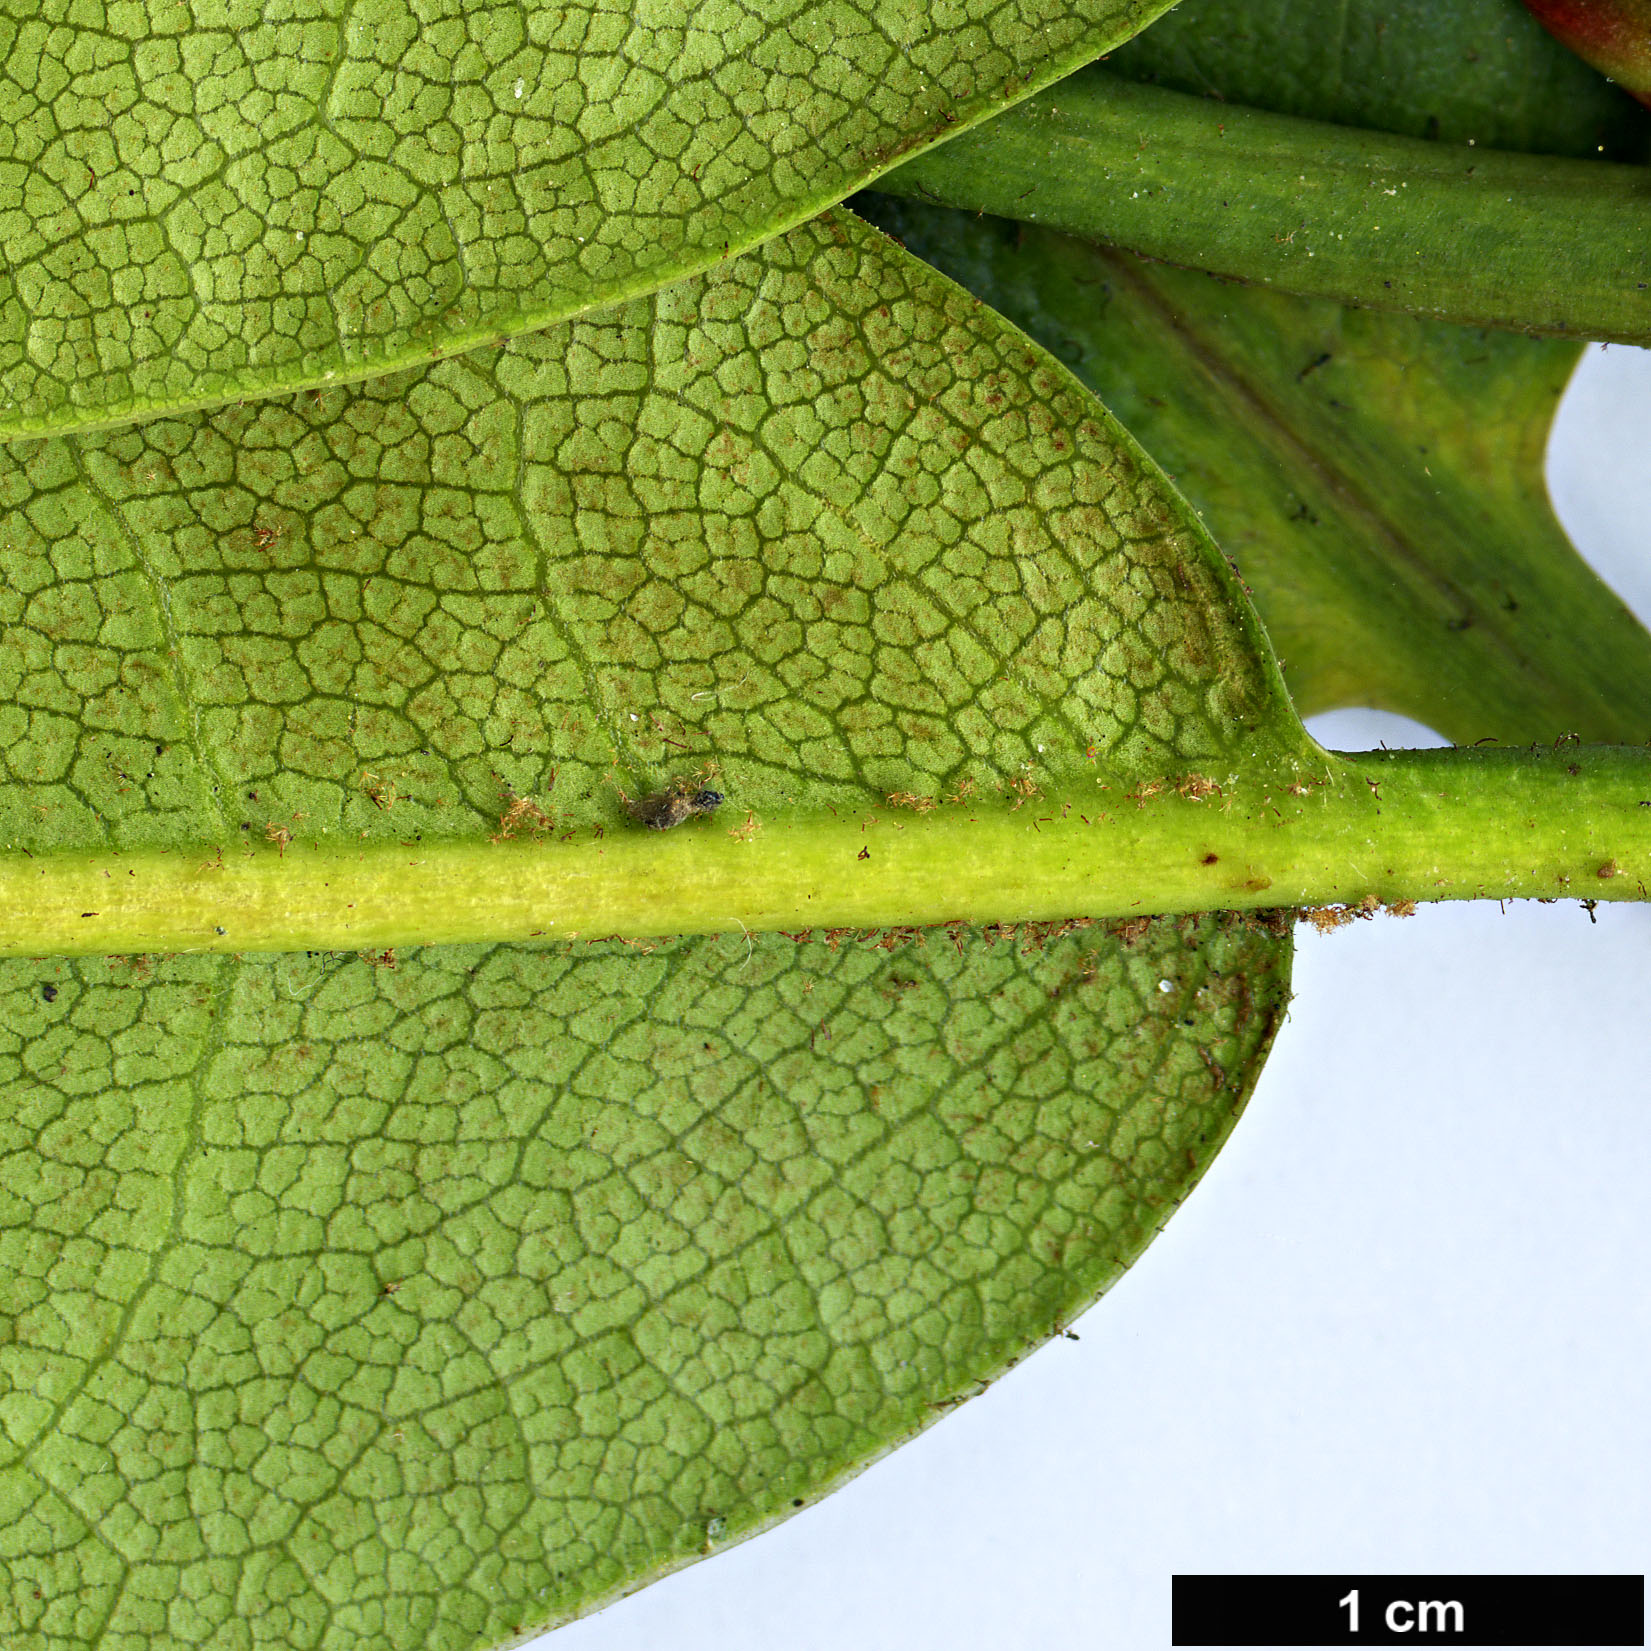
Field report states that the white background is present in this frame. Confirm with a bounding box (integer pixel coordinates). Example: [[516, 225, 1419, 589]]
[[539, 345, 1651, 1651]]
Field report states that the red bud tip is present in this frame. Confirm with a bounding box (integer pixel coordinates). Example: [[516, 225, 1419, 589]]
[[1523, 0, 1651, 108]]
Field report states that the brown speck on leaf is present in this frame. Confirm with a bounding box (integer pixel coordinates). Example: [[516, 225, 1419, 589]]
[[979, 918, 1091, 953], [1304, 895, 1381, 925], [493, 795, 555, 841], [857, 845, 871, 860], [362, 771, 398, 812], [727, 810, 759, 843], [1244, 909, 1295, 937], [1386, 899, 1418, 917], [1597, 859, 1621, 879], [1006, 771, 1041, 810], [1174, 773, 1221, 801], [885, 790, 938, 813], [871, 927, 926, 952], [264, 823, 291, 856]]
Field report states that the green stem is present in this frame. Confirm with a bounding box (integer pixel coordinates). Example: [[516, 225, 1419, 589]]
[[873, 71, 1651, 344], [3, 747, 1649, 955]]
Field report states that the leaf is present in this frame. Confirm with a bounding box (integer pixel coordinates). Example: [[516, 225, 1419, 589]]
[[0, 919, 1291, 1645], [0, 0, 1173, 444], [855, 198, 1651, 743], [0, 206, 1325, 952], [1521, 0, 1651, 109], [1105, 0, 1651, 157], [0, 169, 1637, 1648], [872, 68, 1651, 346], [0, 4, 1639, 1645], [876, 0, 1651, 348], [864, 0, 1651, 742], [0, 207, 1308, 1641]]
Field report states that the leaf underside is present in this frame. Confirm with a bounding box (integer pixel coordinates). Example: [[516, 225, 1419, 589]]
[[0, 915, 1291, 1648], [0, 197, 1305, 1645], [0, 0, 1172, 442], [1105, 0, 1651, 160], [11, 0, 1641, 1640], [855, 199, 1651, 745], [5, 0, 1638, 1643], [0, 208, 1306, 867], [860, 0, 1651, 744]]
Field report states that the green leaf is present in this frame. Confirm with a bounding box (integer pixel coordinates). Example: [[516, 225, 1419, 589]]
[[1105, 0, 1651, 158], [1521, 0, 1651, 109], [0, 205, 1329, 951], [0, 917, 1291, 1646], [865, 0, 1651, 742], [5, 202, 1651, 951], [0, 162, 1643, 1647], [855, 198, 1651, 744], [0, 0, 1171, 444], [876, 0, 1651, 348], [872, 68, 1651, 346], [0, 2, 1644, 1644], [0, 189, 1308, 1646]]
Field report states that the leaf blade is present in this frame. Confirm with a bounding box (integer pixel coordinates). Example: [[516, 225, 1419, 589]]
[[0, 207, 1307, 874], [0, 0, 1173, 442], [0, 916, 1291, 1645], [1106, 0, 1651, 158], [855, 197, 1651, 743]]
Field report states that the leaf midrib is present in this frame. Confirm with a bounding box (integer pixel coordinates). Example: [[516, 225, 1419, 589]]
[[5, 745, 1651, 955]]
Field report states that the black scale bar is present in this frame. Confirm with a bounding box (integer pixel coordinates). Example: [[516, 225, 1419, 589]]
[[1172, 1575, 1644, 1646]]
